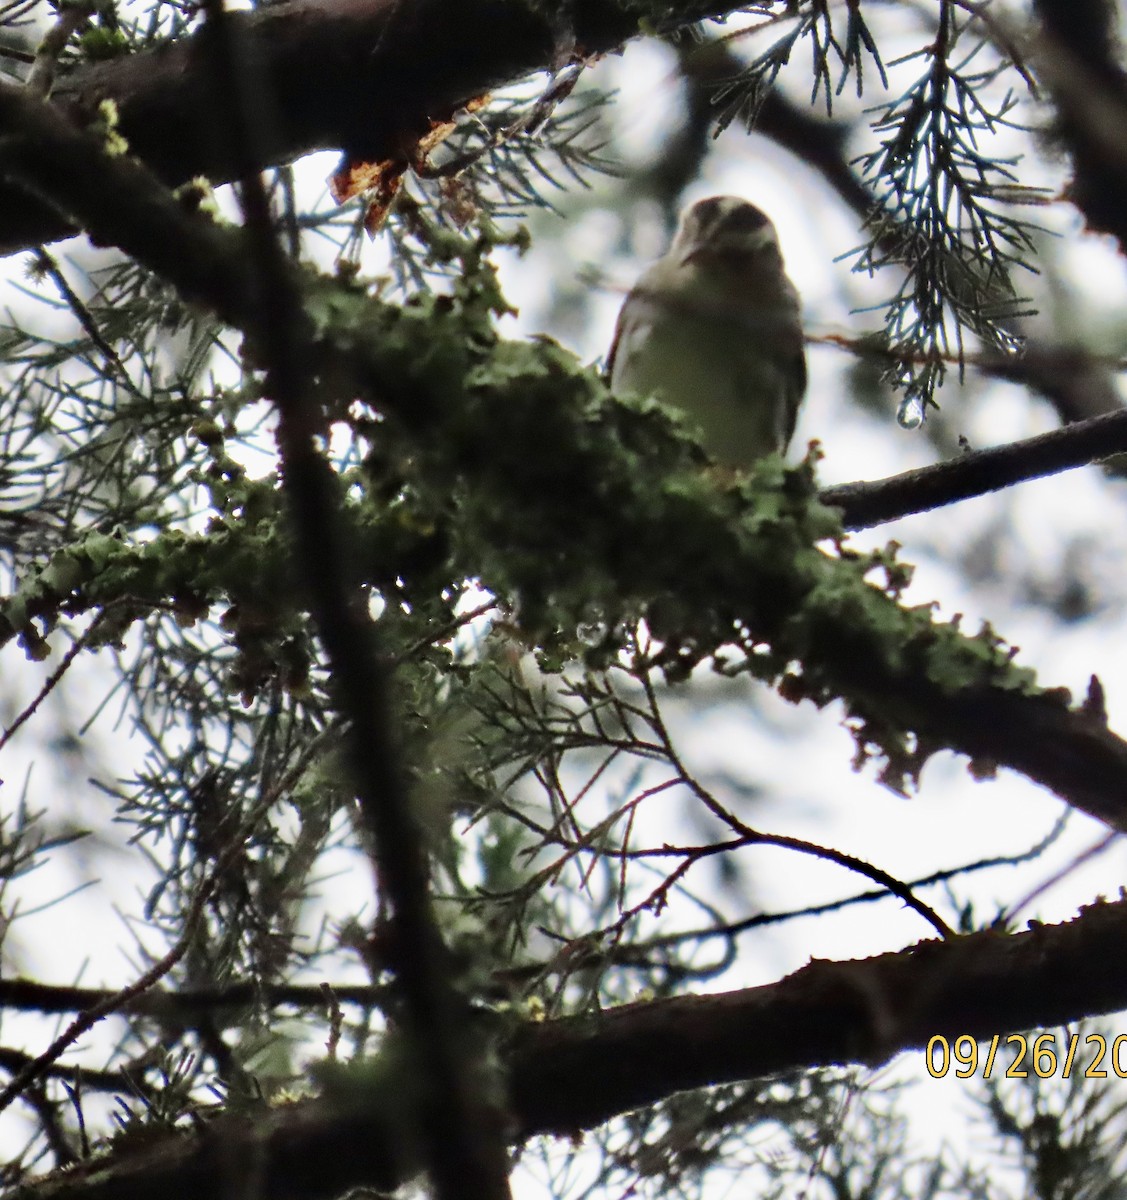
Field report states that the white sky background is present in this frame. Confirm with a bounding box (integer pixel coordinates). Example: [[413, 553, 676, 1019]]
[[4, 0, 1127, 1190]]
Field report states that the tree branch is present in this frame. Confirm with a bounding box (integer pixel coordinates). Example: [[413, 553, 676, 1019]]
[[168, 4, 511, 1195], [16, 897, 1127, 1200], [820, 405, 1127, 530], [0, 0, 747, 255], [0, 79, 260, 322], [3, 68, 1127, 848], [0, 977, 390, 1019], [511, 896, 1127, 1136], [1033, 0, 1127, 251]]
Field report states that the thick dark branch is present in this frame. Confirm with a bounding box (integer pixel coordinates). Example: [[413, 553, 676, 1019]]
[[187, 6, 511, 1197], [1033, 0, 1127, 251], [511, 896, 1127, 1136], [820, 405, 1127, 529], [16, 898, 1127, 1200], [0, 0, 744, 254], [0, 78, 260, 321]]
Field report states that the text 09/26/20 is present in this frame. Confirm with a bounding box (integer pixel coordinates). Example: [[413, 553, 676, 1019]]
[[926, 1033, 1127, 1080]]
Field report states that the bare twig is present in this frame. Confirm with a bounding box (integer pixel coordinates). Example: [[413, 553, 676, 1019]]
[[0, 848, 221, 1114], [31, 247, 144, 395], [0, 611, 102, 754], [819, 406, 1127, 529]]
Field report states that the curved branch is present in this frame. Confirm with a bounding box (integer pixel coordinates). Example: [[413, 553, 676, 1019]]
[[820, 406, 1127, 530]]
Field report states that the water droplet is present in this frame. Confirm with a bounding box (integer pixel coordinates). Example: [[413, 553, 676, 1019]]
[[897, 395, 925, 430]]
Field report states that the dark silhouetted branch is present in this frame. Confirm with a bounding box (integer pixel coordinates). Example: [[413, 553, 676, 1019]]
[[16, 897, 1127, 1199], [0, 0, 745, 254], [820, 406, 1127, 529]]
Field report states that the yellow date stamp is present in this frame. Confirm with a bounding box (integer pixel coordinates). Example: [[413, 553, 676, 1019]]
[[926, 1033, 1127, 1079]]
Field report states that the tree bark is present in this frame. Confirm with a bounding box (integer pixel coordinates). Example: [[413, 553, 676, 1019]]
[[18, 897, 1127, 1200], [0, 0, 740, 254]]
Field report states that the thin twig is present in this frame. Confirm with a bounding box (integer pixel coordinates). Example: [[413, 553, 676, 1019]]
[[0, 848, 218, 1114], [631, 644, 952, 938], [820, 405, 1127, 529], [0, 612, 102, 755], [32, 248, 144, 396]]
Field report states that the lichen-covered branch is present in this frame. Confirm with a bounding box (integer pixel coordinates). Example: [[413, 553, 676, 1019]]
[[2, 63, 1125, 839], [302, 265, 1127, 830]]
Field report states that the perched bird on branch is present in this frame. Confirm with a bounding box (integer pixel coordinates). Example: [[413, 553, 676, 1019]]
[[608, 195, 806, 470]]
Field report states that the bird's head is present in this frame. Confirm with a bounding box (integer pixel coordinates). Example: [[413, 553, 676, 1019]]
[[672, 196, 782, 271]]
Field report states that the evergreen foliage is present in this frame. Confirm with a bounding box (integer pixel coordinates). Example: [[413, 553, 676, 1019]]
[[0, 3, 1125, 1199]]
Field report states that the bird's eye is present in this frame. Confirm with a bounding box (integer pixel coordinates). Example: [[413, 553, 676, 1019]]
[[723, 204, 770, 235]]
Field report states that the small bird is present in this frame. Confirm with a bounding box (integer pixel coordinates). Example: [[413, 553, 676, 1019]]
[[608, 196, 806, 470]]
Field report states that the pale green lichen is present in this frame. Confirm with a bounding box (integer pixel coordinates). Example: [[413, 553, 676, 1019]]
[[174, 176, 224, 223], [78, 24, 129, 61], [1, 239, 1064, 799], [296, 255, 1054, 790], [94, 98, 128, 157]]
